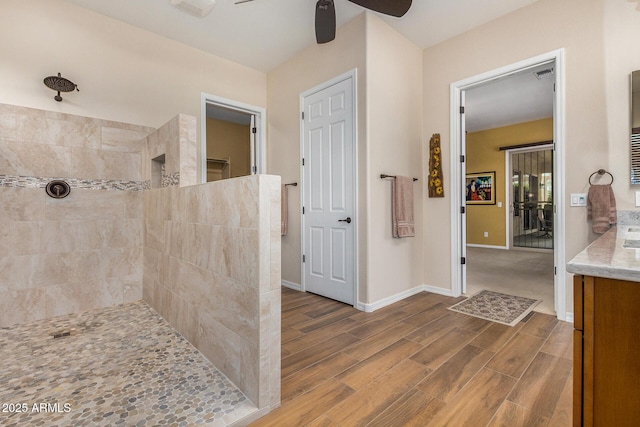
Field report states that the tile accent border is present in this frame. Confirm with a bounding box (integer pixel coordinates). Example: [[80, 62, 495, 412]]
[[0, 174, 150, 191], [162, 171, 180, 188]]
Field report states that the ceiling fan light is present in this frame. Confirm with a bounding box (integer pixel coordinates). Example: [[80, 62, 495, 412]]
[[170, 0, 216, 17]]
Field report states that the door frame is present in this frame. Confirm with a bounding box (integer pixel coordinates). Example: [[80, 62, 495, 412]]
[[200, 93, 266, 183], [299, 69, 358, 307], [450, 49, 568, 321]]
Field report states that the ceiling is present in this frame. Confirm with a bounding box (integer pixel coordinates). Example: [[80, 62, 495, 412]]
[[64, 0, 540, 73], [63, 0, 550, 131], [465, 62, 555, 132]]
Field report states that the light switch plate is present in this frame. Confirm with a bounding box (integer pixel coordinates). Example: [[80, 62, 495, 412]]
[[570, 193, 587, 207], [635, 191, 640, 207]]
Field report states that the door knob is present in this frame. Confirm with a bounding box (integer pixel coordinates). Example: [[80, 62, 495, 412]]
[[338, 217, 352, 224]]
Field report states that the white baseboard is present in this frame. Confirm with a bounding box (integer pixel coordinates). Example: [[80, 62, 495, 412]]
[[357, 285, 426, 313], [564, 312, 574, 324], [281, 280, 301, 291], [466, 244, 508, 250], [422, 284, 455, 297]]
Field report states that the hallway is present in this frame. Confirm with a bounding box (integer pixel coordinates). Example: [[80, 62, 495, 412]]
[[466, 246, 555, 314]]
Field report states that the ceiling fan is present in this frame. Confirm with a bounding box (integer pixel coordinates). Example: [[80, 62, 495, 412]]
[[235, 0, 412, 44]]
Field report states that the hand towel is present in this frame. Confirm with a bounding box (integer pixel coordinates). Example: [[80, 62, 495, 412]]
[[587, 184, 617, 234], [281, 184, 288, 236], [392, 176, 415, 238]]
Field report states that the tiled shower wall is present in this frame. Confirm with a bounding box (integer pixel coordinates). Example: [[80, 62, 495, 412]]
[[0, 104, 154, 327], [142, 175, 281, 411], [0, 103, 281, 412]]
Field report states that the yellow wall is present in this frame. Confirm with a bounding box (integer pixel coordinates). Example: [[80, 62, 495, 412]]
[[206, 118, 251, 180], [466, 118, 553, 246]]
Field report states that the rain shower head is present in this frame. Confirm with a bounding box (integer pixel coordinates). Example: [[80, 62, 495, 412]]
[[43, 73, 79, 102]]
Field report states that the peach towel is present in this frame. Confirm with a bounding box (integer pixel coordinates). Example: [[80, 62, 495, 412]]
[[281, 184, 288, 236], [392, 176, 415, 238], [587, 184, 617, 234]]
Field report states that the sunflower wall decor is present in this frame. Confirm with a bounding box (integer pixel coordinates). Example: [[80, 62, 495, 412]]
[[428, 133, 444, 197]]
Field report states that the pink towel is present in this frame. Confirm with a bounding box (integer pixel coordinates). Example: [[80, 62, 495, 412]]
[[281, 184, 288, 236], [392, 176, 415, 238], [587, 184, 616, 234]]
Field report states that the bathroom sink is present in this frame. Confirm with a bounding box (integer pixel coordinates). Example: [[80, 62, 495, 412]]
[[622, 239, 640, 248]]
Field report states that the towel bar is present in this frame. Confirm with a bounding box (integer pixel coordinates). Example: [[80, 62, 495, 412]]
[[284, 182, 298, 187], [380, 174, 418, 182]]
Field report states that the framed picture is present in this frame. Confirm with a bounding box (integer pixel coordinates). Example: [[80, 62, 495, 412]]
[[466, 171, 496, 205]]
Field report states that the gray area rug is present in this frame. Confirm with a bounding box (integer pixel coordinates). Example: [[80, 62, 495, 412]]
[[448, 290, 542, 327]]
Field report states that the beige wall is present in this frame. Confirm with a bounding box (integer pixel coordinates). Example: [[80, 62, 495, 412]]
[[423, 0, 611, 310], [603, 0, 640, 199], [1, 0, 267, 181], [365, 15, 424, 303], [267, 13, 368, 295], [466, 119, 553, 246], [268, 13, 424, 305]]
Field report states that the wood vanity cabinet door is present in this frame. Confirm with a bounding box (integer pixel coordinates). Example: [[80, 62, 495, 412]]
[[590, 277, 640, 426], [573, 275, 584, 427]]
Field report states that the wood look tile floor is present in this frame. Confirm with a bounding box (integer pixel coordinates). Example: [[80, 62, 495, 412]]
[[250, 288, 573, 427]]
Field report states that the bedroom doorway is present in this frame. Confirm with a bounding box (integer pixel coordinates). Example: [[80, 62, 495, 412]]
[[450, 50, 567, 320]]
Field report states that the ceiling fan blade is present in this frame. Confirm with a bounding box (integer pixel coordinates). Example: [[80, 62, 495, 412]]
[[315, 0, 336, 44], [347, 0, 412, 17]]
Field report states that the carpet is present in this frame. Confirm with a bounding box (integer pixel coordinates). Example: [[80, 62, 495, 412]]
[[448, 290, 542, 327]]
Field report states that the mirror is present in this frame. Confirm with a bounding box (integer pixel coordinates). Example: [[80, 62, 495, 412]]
[[631, 71, 640, 184]]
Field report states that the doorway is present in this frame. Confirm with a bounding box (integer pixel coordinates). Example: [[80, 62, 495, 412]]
[[450, 50, 567, 320], [300, 71, 357, 306], [200, 93, 265, 184]]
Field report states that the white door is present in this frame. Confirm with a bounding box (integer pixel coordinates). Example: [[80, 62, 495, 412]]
[[302, 76, 355, 305]]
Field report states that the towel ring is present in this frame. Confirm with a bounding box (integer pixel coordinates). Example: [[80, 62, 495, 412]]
[[588, 169, 614, 185]]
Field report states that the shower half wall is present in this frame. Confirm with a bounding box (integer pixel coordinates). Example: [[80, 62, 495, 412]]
[[0, 103, 281, 415]]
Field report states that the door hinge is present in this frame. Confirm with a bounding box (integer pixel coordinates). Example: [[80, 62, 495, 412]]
[[301, 111, 305, 120], [302, 206, 305, 214], [461, 257, 466, 265], [460, 155, 465, 163], [251, 165, 257, 173], [554, 266, 557, 275], [460, 106, 465, 114], [252, 127, 257, 134], [460, 206, 465, 214], [303, 254, 306, 263], [302, 158, 305, 166]]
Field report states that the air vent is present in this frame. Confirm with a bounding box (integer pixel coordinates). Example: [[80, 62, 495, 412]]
[[170, 0, 216, 17], [534, 68, 555, 80]]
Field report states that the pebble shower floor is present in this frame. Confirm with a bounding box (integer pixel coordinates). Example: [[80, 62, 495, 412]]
[[0, 301, 255, 427]]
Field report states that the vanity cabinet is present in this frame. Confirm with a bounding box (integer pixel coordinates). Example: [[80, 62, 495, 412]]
[[573, 275, 640, 426]]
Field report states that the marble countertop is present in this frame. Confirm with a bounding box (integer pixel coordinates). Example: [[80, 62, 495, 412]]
[[567, 225, 640, 282]]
